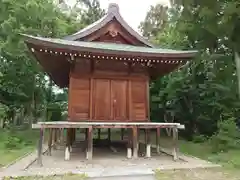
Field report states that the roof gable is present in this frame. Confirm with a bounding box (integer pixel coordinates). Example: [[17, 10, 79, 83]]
[[64, 3, 153, 47]]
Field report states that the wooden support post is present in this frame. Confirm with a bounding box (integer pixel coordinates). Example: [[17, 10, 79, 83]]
[[60, 128, 64, 145], [85, 128, 88, 149], [121, 128, 124, 140], [156, 128, 160, 154], [107, 128, 111, 143], [145, 129, 151, 158], [48, 128, 53, 156], [172, 127, 179, 161], [37, 128, 43, 166], [53, 128, 57, 150], [73, 128, 76, 142], [127, 128, 132, 159], [65, 129, 71, 161], [98, 129, 101, 140], [86, 126, 93, 160], [132, 126, 138, 158]]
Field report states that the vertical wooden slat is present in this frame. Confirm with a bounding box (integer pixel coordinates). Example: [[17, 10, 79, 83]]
[[48, 128, 53, 156], [172, 127, 179, 161], [37, 128, 43, 166], [132, 126, 138, 158], [146, 79, 150, 121], [156, 128, 160, 154], [68, 70, 73, 121], [86, 126, 93, 160], [128, 80, 132, 121], [89, 78, 93, 120]]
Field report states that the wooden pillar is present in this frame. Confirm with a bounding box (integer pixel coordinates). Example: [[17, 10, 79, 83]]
[[65, 129, 71, 160], [48, 128, 53, 156], [52, 128, 57, 150], [107, 128, 111, 143], [132, 126, 138, 158], [172, 127, 179, 161], [127, 128, 132, 159], [156, 128, 160, 154], [60, 128, 64, 145], [98, 129, 101, 140], [121, 128, 124, 140], [37, 128, 43, 166], [145, 129, 151, 158], [72, 128, 76, 142], [86, 126, 93, 160]]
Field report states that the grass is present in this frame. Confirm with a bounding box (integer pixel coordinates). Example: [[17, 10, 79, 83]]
[[155, 168, 240, 180], [0, 128, 39, 167], [139, 130, 240, 179]]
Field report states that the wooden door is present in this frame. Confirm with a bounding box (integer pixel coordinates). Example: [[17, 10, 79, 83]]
[[111, 80, 128, 120], [92, 79, 128, 121], [92, 79, 111, 120]]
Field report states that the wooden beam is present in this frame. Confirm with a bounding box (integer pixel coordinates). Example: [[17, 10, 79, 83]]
[[132, 126, 138, 158], [53, 128, 57, 150], [60, 128, 64, 145], [145, 129, 151, 158], [98, 129, 101, 140], [121, 128, 124, 140], [127, 128, 132, 159], [65, 129, 71, 160], [37, 128, 43, 166], [156, 128, 160, 154], [86, 126, 93, 160], [172, 127, 179, 161], [47, 128, 53, 156], [107, 128, 111, 143]]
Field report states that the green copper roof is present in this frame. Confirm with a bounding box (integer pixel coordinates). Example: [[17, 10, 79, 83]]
[[22, 34, 197, 58]]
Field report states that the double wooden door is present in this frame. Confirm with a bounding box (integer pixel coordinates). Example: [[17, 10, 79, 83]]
[[92, 79, 128, 121]]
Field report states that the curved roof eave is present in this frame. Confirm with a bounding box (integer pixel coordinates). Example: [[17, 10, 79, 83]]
[[63, 3, 154, 47], [22, 34, 198, 59]]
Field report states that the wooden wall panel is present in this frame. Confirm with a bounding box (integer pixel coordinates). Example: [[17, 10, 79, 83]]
[[92, 79, 111, 120], [69, 77, 90, 121], [131, 80, 148, 121]]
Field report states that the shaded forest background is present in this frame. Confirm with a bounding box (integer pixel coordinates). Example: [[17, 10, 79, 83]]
[[0, 0, 240, 152]]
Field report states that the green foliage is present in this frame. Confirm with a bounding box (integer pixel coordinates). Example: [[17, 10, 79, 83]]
[[0, 0, 104, 125], [0, 129, 39, 150], [141, 1, 240, 140], [210, 117, 240, 152]]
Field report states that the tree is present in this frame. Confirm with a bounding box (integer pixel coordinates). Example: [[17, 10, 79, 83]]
[[0, 0, 84, 126], [174, 0, 240, 95], [139, 4, 168, 39], [140, 2, 240, 139]]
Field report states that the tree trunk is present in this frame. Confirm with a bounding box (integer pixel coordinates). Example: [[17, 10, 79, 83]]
[[234, 51, 240, 97]]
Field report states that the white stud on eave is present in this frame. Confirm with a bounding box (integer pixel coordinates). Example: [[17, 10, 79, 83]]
[[31, 48, 35, 52]]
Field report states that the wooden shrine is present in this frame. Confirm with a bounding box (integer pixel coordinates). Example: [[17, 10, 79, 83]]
[[23, 3, 197, 164]]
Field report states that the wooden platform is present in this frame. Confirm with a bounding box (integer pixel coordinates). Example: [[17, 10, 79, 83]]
[[33, 121, 184, 166], [32, 121, 185, 129]]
